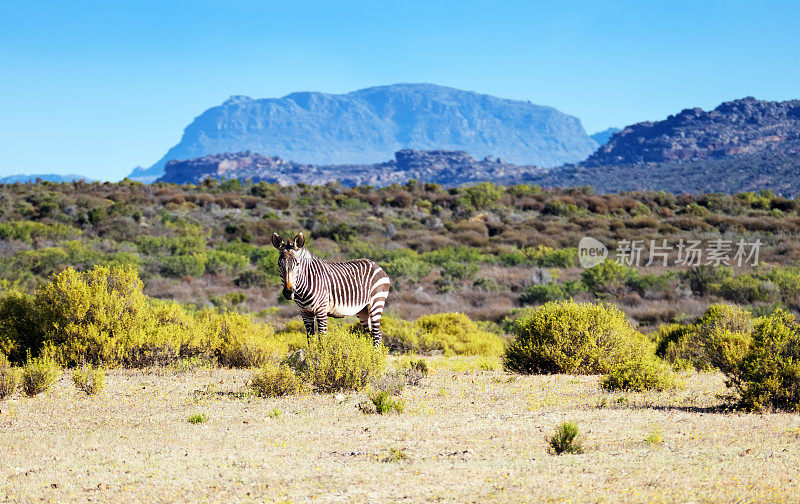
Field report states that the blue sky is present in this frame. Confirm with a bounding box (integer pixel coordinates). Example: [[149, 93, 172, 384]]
[[1, 0, 798, 180]]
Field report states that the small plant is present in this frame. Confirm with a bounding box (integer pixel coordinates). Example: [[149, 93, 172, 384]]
[[250, 362, 305, 397], [359, 390, 404, 415], [548, 421, 583, 455], [71, 364, 105, 395], [21, 352, 60, 397], [187, 413, 208, 424], [645, 428, 664, 446], [267, 408, 282, 418], [382, 448, 409, 462]]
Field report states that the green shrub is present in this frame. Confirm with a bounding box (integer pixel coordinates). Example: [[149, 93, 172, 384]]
[[439, 261, 480, 282], [302, 325, 386, 393], [653, 323, 698, 370], [548, 421, 583, 455], [680, 265, 731, 296], [519, 281, 584, 305], [395, 313, 505, 356], [626, 272, 675, 296], [382, 254, 431, 284], [655, 304, 754, 373], [71, 364, 105, 395], [205, 250, 249, 276], [601, 355, 675, 391], [250, 362, 305, 397], [694, 304, 754, 374], [716, 274, 780, 303], [21, 352, 60, 396], [528, 246, 577, 268], [726, 309, 800, 412], [504, 300, 646, 374], [644, 428, 664, 446], [0, 220, 79, 243], [581, 260, 633, 293], [359, 390, 404, 414], [161, 253, 207, 277], [187, 413, 208, 424], [0, 290, 42, 363]]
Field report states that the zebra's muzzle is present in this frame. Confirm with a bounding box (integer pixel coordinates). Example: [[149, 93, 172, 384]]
[[282, 287, 294, 301]]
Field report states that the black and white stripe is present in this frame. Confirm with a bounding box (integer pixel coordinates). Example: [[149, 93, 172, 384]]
[[273, 233, 390, 347]]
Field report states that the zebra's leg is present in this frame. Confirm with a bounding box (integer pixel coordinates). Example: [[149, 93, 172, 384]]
[[301, 312, 316, 345], [356, 307, 372, 336], [368, 307, 384, 348], [316, 312, 329, 336]]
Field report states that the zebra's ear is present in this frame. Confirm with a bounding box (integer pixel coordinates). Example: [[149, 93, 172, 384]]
[[272, 233, 283, 249], [293, 233, 305, 249]]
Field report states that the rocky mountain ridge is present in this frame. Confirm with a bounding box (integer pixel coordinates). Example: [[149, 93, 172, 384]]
[[584, 97, 800, 166], [156, 149, 546, 187]]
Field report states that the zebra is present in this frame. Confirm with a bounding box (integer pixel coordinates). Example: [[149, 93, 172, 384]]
[[272, 232, 391, 347]]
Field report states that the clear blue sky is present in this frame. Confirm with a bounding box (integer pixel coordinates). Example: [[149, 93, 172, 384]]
[[1, 0, 798, 180]]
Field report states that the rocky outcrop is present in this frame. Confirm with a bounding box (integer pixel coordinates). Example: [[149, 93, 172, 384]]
[[584, 97, 800, 166], [156, 149, 546, 187]]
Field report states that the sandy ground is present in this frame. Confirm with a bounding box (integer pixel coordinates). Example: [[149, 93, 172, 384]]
[[1, 358, 799, 504]]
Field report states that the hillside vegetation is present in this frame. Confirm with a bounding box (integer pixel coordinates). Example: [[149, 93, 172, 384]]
[[1, 178, 799, 327]]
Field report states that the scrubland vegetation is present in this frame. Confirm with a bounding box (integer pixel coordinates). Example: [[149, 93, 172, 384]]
[[1, 179, 800, 501]]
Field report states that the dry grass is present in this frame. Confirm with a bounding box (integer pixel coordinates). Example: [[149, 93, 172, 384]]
[[0, 360, 798, 503]]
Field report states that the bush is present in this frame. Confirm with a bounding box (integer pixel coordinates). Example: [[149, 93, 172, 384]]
[[519, 281, 584, 305], [726, 309, 800, 412], [359, 390, 404, 414], [161, 253, 207, 277], [504, 300, 646, 374], [694, 304, 754, 374], [0, 355, 20, 399], [384, 313, 505, 356], [601, 356, 675, 391], [250, 362, 306, 397], [0, 291, 42, 364], [198, 309, 283, 368], [655, 304, 754, 373], [302, 325, 386, 393], [548, 421, 583, 455], [680, 265, 731, 296], [187, 413, 208, 424], [653, 323, 697, 370], [716, 274, 780, 303], [72, 364, 105, 395], [581, 260, 632, 293], [205, 250, 249, 276], [21, 352, 60, 396], [35, 265, 158, 366], [382, 254, 431, 284]]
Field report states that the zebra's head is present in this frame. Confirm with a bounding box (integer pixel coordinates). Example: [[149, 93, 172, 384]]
[[272, 232, 306, 300]]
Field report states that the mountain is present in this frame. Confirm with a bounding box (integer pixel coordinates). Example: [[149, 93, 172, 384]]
[[156, 149, 546, 187], [130, 83, 597, 182], [0, 174, 94, 183], [527, 97, 800, 196], [589, 127, 621, 146], [584, 97, 800, 166]]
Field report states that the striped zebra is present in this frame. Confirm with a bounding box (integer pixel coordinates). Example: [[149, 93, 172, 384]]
[[272, 232, 391, 347]]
